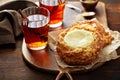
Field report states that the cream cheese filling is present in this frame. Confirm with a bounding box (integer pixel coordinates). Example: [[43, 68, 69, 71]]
[[64, 29, 94, 48]]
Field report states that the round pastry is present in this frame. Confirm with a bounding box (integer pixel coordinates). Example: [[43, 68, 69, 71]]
[[56, 20, 114, 65]]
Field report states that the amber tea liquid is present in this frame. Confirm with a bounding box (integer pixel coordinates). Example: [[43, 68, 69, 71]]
[[40, 0, 65, 28], [22, 14, 49, 50]]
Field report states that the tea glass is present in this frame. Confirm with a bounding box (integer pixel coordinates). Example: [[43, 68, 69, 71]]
[[22, 6, 50, 50], [39, 0, 66, 30]]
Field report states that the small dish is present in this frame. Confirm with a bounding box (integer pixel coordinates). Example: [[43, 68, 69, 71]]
[[80, 0, 99, 11]]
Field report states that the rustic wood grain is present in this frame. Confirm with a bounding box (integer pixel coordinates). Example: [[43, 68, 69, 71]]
[[0, 0, 120, 80]]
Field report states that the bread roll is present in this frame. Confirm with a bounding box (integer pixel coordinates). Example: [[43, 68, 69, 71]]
[[56, 20, 114, 65]]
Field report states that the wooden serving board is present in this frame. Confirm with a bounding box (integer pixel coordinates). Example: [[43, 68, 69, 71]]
[[22, 1, 107, 73]]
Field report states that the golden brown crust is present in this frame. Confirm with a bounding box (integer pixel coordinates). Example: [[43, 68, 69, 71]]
[[56, 20, 114, 65]]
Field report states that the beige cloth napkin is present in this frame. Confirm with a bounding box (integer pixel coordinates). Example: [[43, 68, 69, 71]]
[[0, 10, 22, 44]]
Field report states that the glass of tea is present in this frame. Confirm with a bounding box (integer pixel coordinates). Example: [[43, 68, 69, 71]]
[[80, 0, 99, 11], [22, 6, 50, 50], [39, 0, 66, 30]]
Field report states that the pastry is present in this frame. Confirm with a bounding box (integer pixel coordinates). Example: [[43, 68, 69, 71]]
[[56, 20, 114, 65]]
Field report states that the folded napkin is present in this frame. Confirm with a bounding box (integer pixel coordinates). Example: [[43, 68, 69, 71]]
[[0, 0, 37, 46], [0, 10, 22, 45]]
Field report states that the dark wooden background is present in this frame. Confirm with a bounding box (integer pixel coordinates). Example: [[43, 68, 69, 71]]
[[0, 0, 120, 80]]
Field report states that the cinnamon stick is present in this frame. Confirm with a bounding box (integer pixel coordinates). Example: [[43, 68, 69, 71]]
[[58, 0, 62, 4], [18, 9, 28, 21]]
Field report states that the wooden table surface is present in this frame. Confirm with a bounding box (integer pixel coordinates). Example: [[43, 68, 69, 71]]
[[0, 0, 120, 80]]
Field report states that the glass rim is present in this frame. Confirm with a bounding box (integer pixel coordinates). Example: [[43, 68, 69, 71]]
[[22, 6, 50, 21], [40, 0, 66, 6]]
